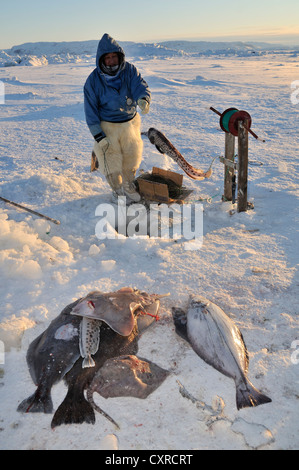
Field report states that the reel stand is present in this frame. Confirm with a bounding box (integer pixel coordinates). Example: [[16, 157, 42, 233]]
[[210, 106, 264, 212]]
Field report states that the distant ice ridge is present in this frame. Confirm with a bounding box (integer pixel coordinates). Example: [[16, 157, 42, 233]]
[[0, 39, 298, 67], [0, 40, 185, 67]]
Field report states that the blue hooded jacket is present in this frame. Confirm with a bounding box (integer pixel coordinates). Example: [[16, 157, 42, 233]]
[[84, 34, 151, 140]]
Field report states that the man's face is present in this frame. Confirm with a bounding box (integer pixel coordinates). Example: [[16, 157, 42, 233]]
[[104, 53, 119, 67]]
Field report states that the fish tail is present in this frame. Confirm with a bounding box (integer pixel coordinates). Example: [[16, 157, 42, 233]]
[[82, 355, 95, 368], [236, 379, 272, 410], [17, 386, 53, 414], [51, 388, 95, 428], [86, 389, 120, 429]]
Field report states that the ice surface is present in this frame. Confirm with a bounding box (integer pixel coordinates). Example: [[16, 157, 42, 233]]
[[0, 39, 298, 450]]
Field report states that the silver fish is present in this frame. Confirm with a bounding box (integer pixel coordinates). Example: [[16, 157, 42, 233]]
[[172, 295, 271, 410]]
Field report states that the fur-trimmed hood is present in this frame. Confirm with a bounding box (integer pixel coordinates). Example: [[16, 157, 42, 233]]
[[96, 33, 125, 74]]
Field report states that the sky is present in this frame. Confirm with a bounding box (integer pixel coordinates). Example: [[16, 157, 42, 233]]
[[0, 0, 299, 49]]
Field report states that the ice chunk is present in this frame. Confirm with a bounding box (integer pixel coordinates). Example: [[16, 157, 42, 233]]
[[49, 236, 70, 252], [89, 244, 100, 256]]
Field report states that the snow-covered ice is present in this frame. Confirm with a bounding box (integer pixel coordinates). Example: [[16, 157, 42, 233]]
[[0, 40, 298, 450]]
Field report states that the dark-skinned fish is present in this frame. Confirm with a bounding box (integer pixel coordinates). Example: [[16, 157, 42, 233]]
[[17, 288, 168, 428], [86, 354, 170, 428], [71, 287, 169, 368]]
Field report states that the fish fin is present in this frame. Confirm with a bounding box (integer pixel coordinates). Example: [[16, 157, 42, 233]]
[[129, 301, 143, 313], [71, 299, 94, 317], [238, 330, 250, 374], [17, 389, 53, 414], [155, 144, 165, 154], [82, 355, 96, 368], [51, 389, 95, 428], [116, 287, 134, 294], [236, 379, 272, 410], [86, 389, 120, 429], [172, 308, 189, 342]]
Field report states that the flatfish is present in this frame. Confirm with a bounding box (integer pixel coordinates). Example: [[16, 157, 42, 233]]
[[173, 295, 272, 410], [86, 354, 170, 428], [18, 287, 167, 427]]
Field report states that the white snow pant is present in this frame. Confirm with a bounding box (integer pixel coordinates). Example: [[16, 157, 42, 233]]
[[93, 113, 143, 191]]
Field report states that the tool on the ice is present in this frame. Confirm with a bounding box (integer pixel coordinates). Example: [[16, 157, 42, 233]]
[[0, 196, 60, 225], [209, 106, 265, 142], [143, 128, 213, 180]]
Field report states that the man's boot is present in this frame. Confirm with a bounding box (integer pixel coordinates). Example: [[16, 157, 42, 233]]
[[105, 172, 124, 201], [122, 169, 141, 202]]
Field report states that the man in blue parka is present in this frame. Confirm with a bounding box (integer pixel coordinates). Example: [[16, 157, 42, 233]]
[[84, 33, 151, 202]]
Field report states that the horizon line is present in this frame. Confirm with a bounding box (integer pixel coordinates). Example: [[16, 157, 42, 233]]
[[2, 33, 299, 51]]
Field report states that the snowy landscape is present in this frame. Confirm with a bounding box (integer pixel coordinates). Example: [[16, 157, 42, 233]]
[[0, 38, 298, 450]]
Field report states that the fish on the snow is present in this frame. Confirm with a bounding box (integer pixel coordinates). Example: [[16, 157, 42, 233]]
[[172, 295, 272, 410], [17, 287, 168, 428]]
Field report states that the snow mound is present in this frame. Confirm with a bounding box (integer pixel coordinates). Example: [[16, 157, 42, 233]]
[[0, 210, 74, 349], [0, 315, 36, 351], [1, 38, 298, 67], [0, 50, 48, 67], [0, 210, 74, 280], [0, 40, 184, 68]]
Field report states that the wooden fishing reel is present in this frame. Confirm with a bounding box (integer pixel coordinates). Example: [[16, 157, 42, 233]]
[[210, 106, 264, 141], [219, 108, 252, 137]]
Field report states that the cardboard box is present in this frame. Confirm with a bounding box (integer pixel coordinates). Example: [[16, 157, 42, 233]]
[[137, 167, 192, 204]]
